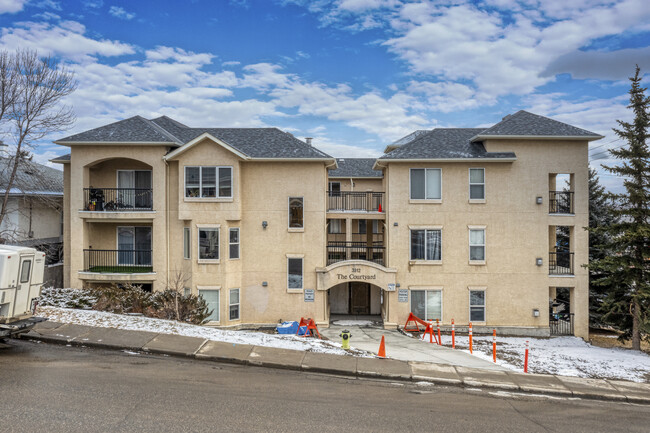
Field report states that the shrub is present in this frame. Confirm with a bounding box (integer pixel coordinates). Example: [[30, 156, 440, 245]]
[[149, 289, 213, 324], [39, 287, 97, 309], [91, 284, 152, 315]]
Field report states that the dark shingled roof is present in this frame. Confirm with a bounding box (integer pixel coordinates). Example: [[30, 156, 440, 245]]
[[472, 110, 602, 140], [57, 115, 333, 160], [379, 128, 516, 160], [0, 157, 63, 195], [329, 158, 383, 178], [50, 153, 70, 163]]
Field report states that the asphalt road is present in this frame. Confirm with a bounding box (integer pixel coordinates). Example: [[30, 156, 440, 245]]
[[1, 340, 649, 433]]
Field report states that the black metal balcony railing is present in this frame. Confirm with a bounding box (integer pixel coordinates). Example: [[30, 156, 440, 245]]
[[549, 251, 574, 275], [327, 191, 384, 212], [84, 188, 153, 211], [327, 242, 385, 266], [550, 312, 574, 336], [327, 232, 384, 244], [549, 191, 574, 214], [84, 249, 153, 273]]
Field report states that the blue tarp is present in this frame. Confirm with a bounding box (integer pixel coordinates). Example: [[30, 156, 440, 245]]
[[276, 321, 299, 334]]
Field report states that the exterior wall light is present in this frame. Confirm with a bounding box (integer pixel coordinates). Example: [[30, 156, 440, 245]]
[[262, 281, 268, 287], [262, 221, 268, 229], [536, 257, 543, 266], [393, 222, 398, 226], [536, 196, 543, 205], [532, 308, 540, 317]]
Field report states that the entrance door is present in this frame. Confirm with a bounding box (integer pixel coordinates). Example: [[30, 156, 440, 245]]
[[117, 170, 152, 209], [13, 255, 33, 316], [350, 282, 370, 314], [117, 226, 152, 265]]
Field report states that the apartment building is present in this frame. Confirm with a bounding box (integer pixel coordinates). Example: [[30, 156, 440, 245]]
[[53, 110, 602, 338]]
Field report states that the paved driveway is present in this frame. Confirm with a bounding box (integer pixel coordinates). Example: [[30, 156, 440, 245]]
[[321, 320, 507, 371]]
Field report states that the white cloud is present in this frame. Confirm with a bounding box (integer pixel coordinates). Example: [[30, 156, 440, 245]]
[[108, 6, 135, 20], [0, 0, 26, 14]]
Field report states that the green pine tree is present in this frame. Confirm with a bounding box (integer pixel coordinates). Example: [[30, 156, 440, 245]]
[[589, 65, 650, 350]]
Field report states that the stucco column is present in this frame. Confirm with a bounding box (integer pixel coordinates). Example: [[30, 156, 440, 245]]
[[345, 218, 352, 261]]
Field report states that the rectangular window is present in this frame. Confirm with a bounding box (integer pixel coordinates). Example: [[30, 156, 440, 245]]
[[469, 229, 486, 261], [288, 257, 303, 289], [185, 166, 232, 198], [229, 288, 240, 321], [198, 227, 219, 260], [329, 181, 341, 196], [470, 290, 486, 322], [117, 226, 152, 265], [358, 219, 367, 234], [469, 168, 485, 200], [199, 289, 220, 322], [289, 197, 304, 228], [183, 227, 190, 259], [20, 260, 31, 283], [229, 228, 240, 259], [372, 220, 380, 234], [410, 168, 441, 200], [410, 229, 442, 261], [183, 287, 191, 296], [329, 219, 341, 234], [411, 290, 442, 321]]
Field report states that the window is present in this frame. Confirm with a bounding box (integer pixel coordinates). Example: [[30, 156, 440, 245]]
[[183, 227, 190, 259], [183, 287, 191, 296], [410, 229, 442, 261], [410, 168, 442, 200], [469, 228, 485, 261], [470, 290, 486, 322], [372, 220, 380, 234], [117, 170, 152, 208], [198, 227, 219, 260], [411, 290, 442, 321], [117, 226, 152, 265], [199, 289, 220, 322], [229, 288, 240, 320], [329, 181, 341, 196], [288, 257, 303, 289], [469, 168, 485, 200], [229, 228, 240, 259], [329, 219, 341, 234], [358, 219, 366, 234], [185, 166, 232, 198], [289, 197, 303, 228], [20, 260, 31, 283]]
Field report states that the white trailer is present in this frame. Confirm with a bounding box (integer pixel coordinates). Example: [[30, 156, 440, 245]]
[[0, 245, 47, 338]]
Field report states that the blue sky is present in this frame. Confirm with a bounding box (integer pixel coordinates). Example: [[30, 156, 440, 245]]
[[1, 0, 650, 191]]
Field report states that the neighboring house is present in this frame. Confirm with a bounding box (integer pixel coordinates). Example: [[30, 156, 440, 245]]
[[53, 110, 601, 338]]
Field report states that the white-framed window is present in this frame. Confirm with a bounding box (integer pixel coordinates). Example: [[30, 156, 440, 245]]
[[410, 168, 442, 200], [469, 228, 486, 262], [329, 219, 342, 234], [198, 227, 219, 261], [329, 181, 341, 195], [229, 228, 240, 260], [288, 257, 303, 289], [183, 287, 191, 296], [469, 290, 486, 322], [469, 168, 485, 200], [410, 229, 442, 261], [289, 197, 304, 228], [185, 166, 232, 198], [183, 227, 190, 259], [198, 287, 220, 322], [410, 289, 442, 321], [229, 288, 240, 321]]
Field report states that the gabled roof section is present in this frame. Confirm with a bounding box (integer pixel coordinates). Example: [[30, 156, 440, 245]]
[[50, 153, 70, 164], [471, 110, 603, 142], [329, 158, 383, 178], [379, 128, 516, 161], [384, 130, 430, 153], [55, 116, 180, 145], [0, 157, 63, 195]]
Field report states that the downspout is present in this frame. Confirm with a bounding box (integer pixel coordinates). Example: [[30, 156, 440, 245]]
[[164, 156, 170, 290]]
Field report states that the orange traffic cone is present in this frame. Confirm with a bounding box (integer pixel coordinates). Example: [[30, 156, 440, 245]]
[[378, 203, 382, 213], [377, 335, 386, 358]]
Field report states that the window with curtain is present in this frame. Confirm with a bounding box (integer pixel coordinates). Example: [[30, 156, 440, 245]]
[[185, 166, 232, 198], [469, 168, 485, 200], [410, 229, 442, 261], [328, 219, 341, 234], [289, 197, 303, 228], [199, 289, 220, 322], [469, 229, 485, 261], [410, 168, 441, 200], [117, 226, 151, 265], [198, 227, 219, 260], [411, 290, 442, 321], [470, 290, 486, 322]]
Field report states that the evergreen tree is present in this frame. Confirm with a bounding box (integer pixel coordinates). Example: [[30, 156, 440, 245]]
[[589, 65, 650, 350]]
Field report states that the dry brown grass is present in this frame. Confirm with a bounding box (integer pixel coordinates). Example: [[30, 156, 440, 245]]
[[589, 329, 650, 355]]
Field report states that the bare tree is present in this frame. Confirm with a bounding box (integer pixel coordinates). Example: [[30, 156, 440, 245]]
[[167, 270, 191, 321], [0, 49, 77, 230]]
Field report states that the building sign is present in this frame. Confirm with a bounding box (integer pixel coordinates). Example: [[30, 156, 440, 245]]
[[386, 283, 396, 292], [398, 289, 408, 303], [304, 289, 315, 302], [335, 266, 377, 281]]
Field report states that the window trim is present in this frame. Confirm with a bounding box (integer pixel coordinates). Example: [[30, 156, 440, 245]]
[[183, 227, 191, 260], [468, 226, 486, 265], [184, 166, 233, 200], [20, 260, 31, 284], [409, 226, 443, 264], [198, 285, 221, 323], [468, 287, 487, 323], [197, 224, 220, 264], [229, 227, 240, 260], [409, 168, 442, 203], [287, 255, 304, 292], [329, 181, 341, 195], [229, 288, 240, 321], [288, 196, 304, 231], [469, 168, 486, 203], [409, 287, 443, 322], [328, 219, 342, 234]]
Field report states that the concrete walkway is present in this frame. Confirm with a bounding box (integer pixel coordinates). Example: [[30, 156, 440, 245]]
[[322, 321, 506, 371], [18, 321, 650, 405]]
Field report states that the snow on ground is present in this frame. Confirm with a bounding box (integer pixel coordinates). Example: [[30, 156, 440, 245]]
[[37, 306, 370, 357], [433, 333, 650, 383]]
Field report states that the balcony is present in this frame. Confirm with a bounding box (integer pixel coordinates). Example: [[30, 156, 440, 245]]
[[549, 250, 574, 275], [83, 249, 153, 273], [327, 191, 384, 213], [327, 242, 385, 266], [83, 188, 153, 212], [549, 191, 574, 214]]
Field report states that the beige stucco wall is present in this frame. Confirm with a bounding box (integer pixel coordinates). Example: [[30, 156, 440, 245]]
[[0, 196, 62, 242], [329, 178, 383, 192]]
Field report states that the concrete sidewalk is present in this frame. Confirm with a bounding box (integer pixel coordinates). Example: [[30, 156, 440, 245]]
[[321, 322, 506, 371], [19, 321, 650, 405]]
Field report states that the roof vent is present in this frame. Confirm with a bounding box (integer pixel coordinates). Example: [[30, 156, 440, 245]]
[[305, 137, 312, 146]]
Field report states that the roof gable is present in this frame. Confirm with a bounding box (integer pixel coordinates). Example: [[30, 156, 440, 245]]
[[56, 116, 179, 144], [329, 158, 383, 178]]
